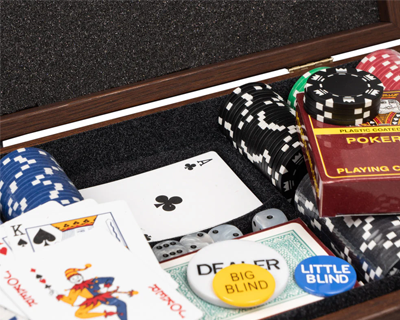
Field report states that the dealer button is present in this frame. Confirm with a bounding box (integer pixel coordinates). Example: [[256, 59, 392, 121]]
[[294, 255, 357, 297], [213, 263, 276, 307]]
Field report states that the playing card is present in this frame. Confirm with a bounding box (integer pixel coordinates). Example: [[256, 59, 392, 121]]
[[5, 200, 156, 261], [4, 200, 178, 289], [0, 288, 25, 318], [0, 302, 27, 320], [1, 200, 92, 253], [0, 229, 203, 320], [80, 151, 262, 241], [0, 225, 13, 266]]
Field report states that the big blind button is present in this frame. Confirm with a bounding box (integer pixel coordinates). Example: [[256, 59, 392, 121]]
[[187, 240, 289, 308], [213, 264, 276, 307], [294, 255, 357, 297]]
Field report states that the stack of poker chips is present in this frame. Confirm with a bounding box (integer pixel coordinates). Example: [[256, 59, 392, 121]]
[[303, 67, 384, 126], [218, 83, 307, 201], [357, 49, 400, 91], [294, 175, 400, 283], [0, 147, 83, 221]]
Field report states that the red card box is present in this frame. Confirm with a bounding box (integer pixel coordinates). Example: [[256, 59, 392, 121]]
[[296, 91, 400, 217]]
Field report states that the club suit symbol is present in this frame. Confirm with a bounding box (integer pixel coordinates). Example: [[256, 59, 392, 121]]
[[154, 195, 183, 211], [184, 163, 196, 170]]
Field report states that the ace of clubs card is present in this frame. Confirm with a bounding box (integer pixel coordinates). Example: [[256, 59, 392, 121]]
[[80, 151, 262, 241]]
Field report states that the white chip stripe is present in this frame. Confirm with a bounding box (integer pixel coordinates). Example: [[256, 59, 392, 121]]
[[20, 198, 27, 211], [15, 172, 23, 179], [284, 136, 292, 143], [383, 241, 393, 249], [9, 181, 18, 194], [281, 144, 289, 152], [385, 72, 393, 79], [32, 175, 45, 186], [392, 220, 400, 226], [242, 93, 253, 101], [387, 231, 397, 240], [49, 191, 60, 199], [323, 111, 332, 118]]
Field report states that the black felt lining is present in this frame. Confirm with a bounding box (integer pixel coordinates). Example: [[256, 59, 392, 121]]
[[27, 61, 399, 319], [1, 0, 380, 116]]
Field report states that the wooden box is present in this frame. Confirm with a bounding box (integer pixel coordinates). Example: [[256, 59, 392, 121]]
[[1, 1, 400, 319]]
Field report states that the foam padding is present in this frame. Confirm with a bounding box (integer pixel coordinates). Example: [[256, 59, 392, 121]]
[[28, 62, 400, 319], [1, 0, 380, 115]]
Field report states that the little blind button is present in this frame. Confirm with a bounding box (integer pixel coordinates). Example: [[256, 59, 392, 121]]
[[294, 255, 357, 297]]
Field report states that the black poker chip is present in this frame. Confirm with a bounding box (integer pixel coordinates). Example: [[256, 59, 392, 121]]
[[218, 83, 307, 201], [304, 101, 373, 120], [218, 82, 281, 136], [303, 67, 384, 126], [305, 67, 384, 108], [294, 174, 400, 283], [303, 102, 374, 125]]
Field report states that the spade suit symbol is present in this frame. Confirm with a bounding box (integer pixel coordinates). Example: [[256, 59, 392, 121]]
[[33, 229, 56, 247], [18, 239, 28, 247]]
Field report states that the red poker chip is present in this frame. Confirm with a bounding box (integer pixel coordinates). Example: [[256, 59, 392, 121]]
[[357, 49, 400, 71], [358, 49, 400, 90]]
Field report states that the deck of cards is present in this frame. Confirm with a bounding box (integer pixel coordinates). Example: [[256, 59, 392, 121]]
[[0, 200, 203, 320]]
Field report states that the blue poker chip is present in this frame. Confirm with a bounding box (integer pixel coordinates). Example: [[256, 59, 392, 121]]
[[10, 180, 80, 206], [27, 188, 83, 208], [294, 255, 357, 297], [2, 166, 69, 190], [1, 156, 63, 181], [0, 147, 82, 220], [1, 158, 64, 186]]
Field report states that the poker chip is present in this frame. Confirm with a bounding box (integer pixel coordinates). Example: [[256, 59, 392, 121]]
[[218, 83, 307, 200], [357, 49, 400, 91], [294, 174, 400, 283], [287, 66, 328, 112], [356, 49, 400, 126], [0, 148, 83, 221], [303, 67, 384, 126]]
